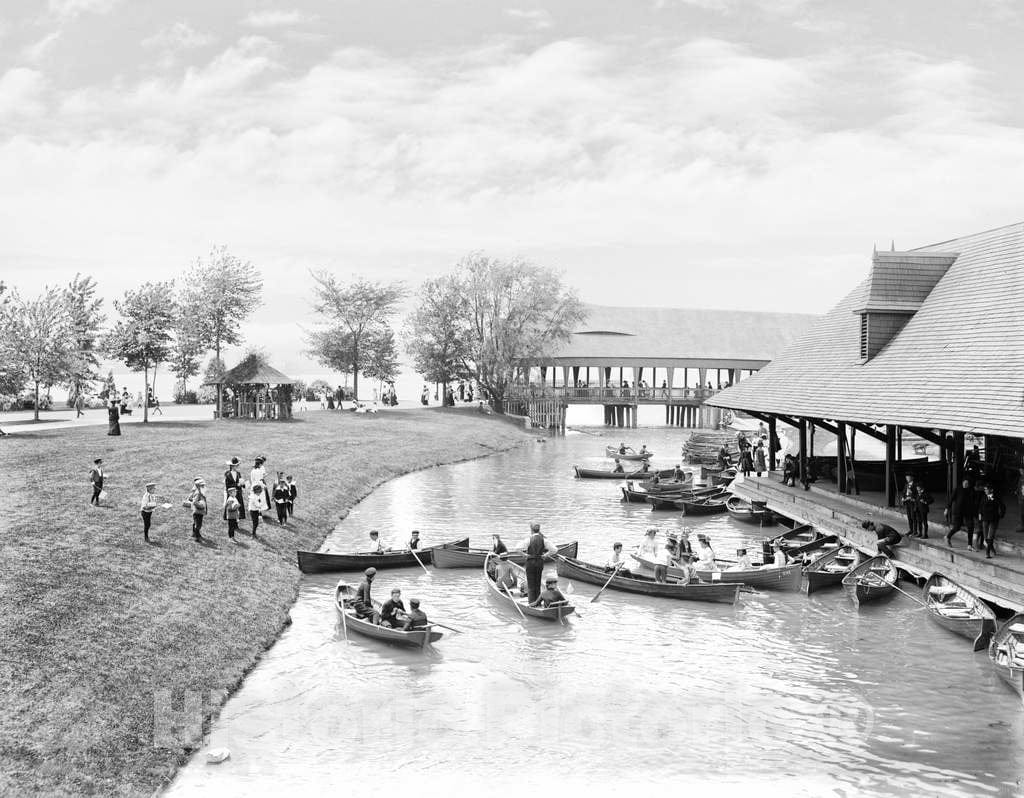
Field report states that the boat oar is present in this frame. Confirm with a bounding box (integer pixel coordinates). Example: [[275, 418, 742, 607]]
[[882, 579, 927, 607], [410, 546, 431, 576], [427, 620, 464, 634], [591, 562, 624, 603], [502, 583, 529, 621], [337, 583, 351, 644]]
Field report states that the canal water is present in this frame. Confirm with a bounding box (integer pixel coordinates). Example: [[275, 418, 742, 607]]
[[167, 426, 1024, 797]]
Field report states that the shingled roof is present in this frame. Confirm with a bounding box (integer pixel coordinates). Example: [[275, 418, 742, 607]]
[[220, 356, 295, 386], [540, 305, 816, 366], [709, 221, 1024, 437]]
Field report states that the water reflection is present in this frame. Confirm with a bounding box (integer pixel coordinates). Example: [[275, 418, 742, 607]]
[[167, 427, 1023, 797]]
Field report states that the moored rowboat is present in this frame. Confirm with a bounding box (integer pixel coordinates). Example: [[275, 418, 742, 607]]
[[692, 562, 803, 591], [334, 581, 442, 648], [574, 466, 676, 480], [676, 495, 728, 515], [297, 537, 469, 574], [483, 555, 576, 621], [556, 556, 739, 604], [988, 614, 1024, 699], [433, 540, 579, 569], [605, 445, 653, 461], [841, 555, 897, 607], [801, 544, 866, 594], [725, 496, 776, 525], [923, 572, 997, 651], [761, 525, 835, 561]]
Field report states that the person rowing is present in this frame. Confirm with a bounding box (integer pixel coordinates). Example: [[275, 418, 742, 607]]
[[403, 598, 428, 631], [618, 442, 628, 455], [408, 530, 421, 550], [493, 551, 518, 590], [605, 542, 632, 575], [612, 458, 624, 474], [530, 574, 568, 608], [728, 548, 753, 571]]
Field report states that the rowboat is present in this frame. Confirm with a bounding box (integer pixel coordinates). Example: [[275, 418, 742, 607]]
[[636, 476, 695, 493], [725, 496, 776, 525], [923, 572, 997, 650], [605, 445, 653, 461], [841, 556, 897, 606], [621, 483, 715, 503], [574, 466, 676, 480], [556, 556, 739, 604], [760, 525, 834, 561], [297, 537, 469, 574], [676, 495, 728, 515], [693, 562, 803, 591], [433, 540, 579, 569], [647, 489, 729, 511], [334, 581, 442, 648], [988, 615, 1024, 698], [483, 555, 576, 621], [801, 544, 866, 594], [710, 468, 737, 486]]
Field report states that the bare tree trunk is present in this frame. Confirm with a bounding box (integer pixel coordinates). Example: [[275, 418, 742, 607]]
[[143, 364, 150, 423], [215, 340, 222, 417], [34, 380, 40, 421], [352, 343, 359, 401]]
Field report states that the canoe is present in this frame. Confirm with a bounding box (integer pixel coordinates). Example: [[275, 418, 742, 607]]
[[297, 537, 469, 574], [574, 466, 676, 480], [605, 446, 653, 461], [483, 555, 576, 621], [725, 496, 776, 525], [923, 572, 997, 651], [801, 544, 866, 594], [988, 614, 1024, 699], [841, 556, 897, 607], [433, 540, 579, 569], [693, 562, 803, 591], [334, 581, 442, 648], [556, 556, 739, 604]]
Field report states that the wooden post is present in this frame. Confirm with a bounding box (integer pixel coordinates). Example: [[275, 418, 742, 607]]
[[837, 421, 848, 494], [798, 419, 808, 486], [768, 417, 777, 471], [896, 426, 902, 460], [885, 425, 897, 507], [951, 430, 964, 493]]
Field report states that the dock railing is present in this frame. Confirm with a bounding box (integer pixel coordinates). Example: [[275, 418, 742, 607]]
[[505, 385, 719, 403]]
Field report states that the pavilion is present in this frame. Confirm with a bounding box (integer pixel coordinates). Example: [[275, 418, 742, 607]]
[[215, 355, 296, 421]]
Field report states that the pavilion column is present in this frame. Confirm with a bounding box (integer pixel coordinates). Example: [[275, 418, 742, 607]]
[[768, 417, 777, 471], [666, 367, 675, 397], [562, 366, 571, 391], [798, 418, 808, 485], [572, 366, 580, 386], [837, 421, 848, 495], [698, 368, 707, 391], [951, 431, 965, 493], [896, 426, 903, 460], [885, 425, 897, 507]]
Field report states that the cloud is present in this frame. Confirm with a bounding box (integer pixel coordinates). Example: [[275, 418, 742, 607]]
[[242, 9, 318, 28], [142, 22, 217, 51], [48, 0, 121, 20], [0, 68, 48, 117], [22, 31, 62, 63], [504, 8, 554, 30]]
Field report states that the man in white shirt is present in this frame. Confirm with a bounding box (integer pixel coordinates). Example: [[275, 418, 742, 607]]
[[368, 529, 388, 553], [653, 542, 674, 583], [605, 542, 632, 576]]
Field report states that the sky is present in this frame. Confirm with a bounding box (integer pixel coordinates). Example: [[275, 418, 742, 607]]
[[3, 0, 1024, 389]]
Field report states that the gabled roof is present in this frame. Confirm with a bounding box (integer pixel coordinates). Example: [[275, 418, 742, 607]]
[[709, 221, 1024, 437], [540, 304, 816, 365], [220, 358, 295, 385]]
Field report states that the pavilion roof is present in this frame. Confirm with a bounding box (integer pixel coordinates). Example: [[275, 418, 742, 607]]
[[538, 304, 816, 365], [220, 358, 295, 386], [709, 221, 1024, 437]]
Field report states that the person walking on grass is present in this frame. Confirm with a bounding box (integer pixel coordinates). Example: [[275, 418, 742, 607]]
[[272, 473, 289, 526], [224, 457, 246, 526], [249, 483, 268, 538], [225, 488, 241, 540], [140, 481, 158, 542], [89, 458, 105, 506], [286, 475, 297, 518], [188, 478, 208, 541]]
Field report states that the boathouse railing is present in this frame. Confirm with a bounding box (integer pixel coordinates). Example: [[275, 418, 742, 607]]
[[505, 385, 720, 402]]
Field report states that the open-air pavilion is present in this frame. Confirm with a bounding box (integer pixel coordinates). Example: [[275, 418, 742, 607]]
[[213, 356, 296, 421]]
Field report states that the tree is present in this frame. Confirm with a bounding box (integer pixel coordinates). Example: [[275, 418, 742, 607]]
[[6, 287, 75, 420], [167, 301, 205, 395], [404, 273, 473, 389], [103, 282, 177, 423], [184, 246, 263, 416], [459, 253, 584, 413], [0, 281, 21, 396], [307, 274, 405, 400], [198, 355, 225, 404], [63, 274, 106, 406], [362, 326, 400, 387]]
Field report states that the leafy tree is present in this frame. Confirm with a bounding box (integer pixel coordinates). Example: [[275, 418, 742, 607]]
[[0, 281, 21, 396], [307, 274, 405, 399], [62, 274, 106, 406], [167, 299, 205, 395], [6, 287, 75, 420], [404, 273, 473, 388], [459, 253, 584, 413], [102, 282, 177, 423], [198, 356, 226, 404], [183, 246, 264, 416], [362, 326, 400, 386]]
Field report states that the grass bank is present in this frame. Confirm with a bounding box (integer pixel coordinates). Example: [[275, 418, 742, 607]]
[[0, 408, 531, 797]]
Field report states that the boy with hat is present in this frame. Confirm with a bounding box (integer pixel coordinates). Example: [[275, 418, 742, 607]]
[[272, 473, 290, 525], [402, 598, 429, 631], [353, 567, 377, 621], [189, 478, 208, 541], [140, 481, 158, 541], [408, 529, 421, 549], [286, 474, 297, 518], [225, 487, 241, 540], [530, 575, 568, 608], [89, 458, 104, 506], [224, 457, 245, 524]]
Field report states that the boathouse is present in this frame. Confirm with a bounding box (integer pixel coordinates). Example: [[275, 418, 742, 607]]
[[509, 304, 815, 428], [709, 222, 1024, 608]]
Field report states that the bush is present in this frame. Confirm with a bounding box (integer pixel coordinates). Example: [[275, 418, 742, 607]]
[[173, 388, 199, 405]]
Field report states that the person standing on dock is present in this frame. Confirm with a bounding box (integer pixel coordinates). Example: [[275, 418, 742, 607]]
[[977, 484, 1006, 559], [944, 479, 977, 550], [753, 442, 767, 477], [901, 474, 922, 536], [523, 523, 556, 604]]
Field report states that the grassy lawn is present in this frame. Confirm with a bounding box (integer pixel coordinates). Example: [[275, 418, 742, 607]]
[[0, 409, 530, 797]]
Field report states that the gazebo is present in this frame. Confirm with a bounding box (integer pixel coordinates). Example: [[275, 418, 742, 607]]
[[214, 355, 296, 420]]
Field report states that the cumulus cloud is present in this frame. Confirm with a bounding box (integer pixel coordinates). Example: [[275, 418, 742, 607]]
[[242, 9, 318, 28], [0, 68, 48, 118], [48, 0, 121, 20], [142, 22, 217, 51]]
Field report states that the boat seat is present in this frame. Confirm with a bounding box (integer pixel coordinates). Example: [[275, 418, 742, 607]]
[[936, 607, 972, 618], [929, 586, 957, 599], [1008, 623, 1024, 635]]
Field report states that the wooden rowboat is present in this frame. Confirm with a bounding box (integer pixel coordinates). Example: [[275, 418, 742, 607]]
[[676, 495, 728, 515], [605, 445, 653, 461], [841, 556, 897, 607], [647, 488, 729, 511], [334, 581, 442, 648], [710, 468, 737, 487], [556, 556, 739, 604], [574, 466, 676, 480], [483, 555, 575, 621], [760, 524, 834, 561], [692, 562, 803, 591], [725, 496, 776, 525], [620, 484, 719, 504], [433, 540, 579, 569], [923, 572, 997, 651], [297, 537, 469, 574], [801, 544, 866, 594], [988, 614, 1024, 699]]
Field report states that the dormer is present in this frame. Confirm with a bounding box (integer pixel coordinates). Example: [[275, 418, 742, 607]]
[[853, 250, 958, 360]]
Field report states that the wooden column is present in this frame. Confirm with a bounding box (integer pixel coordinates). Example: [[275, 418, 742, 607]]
[[698, 368, 707, 391], [896, 426, 903, 460], [768, 417, 777, 471], [837, 421, 848, 494], [562, 366, 571, 389], [885, 425, 897, 507], [798, 419, 808, 485], [952, 431, 965, 491]]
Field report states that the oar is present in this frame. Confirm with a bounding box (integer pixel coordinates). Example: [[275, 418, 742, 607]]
[[881, 578, 927, 607], [502, 583, 528, 621], [428, 620, 465, 634], [336, 584, 350, 644], [591, 562, 624, 603], [410, 546, 431, 576]]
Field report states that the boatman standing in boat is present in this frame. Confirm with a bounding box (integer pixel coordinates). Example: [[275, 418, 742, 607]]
[[652, 542, 674, 583], [522, 523, 558, 604]]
